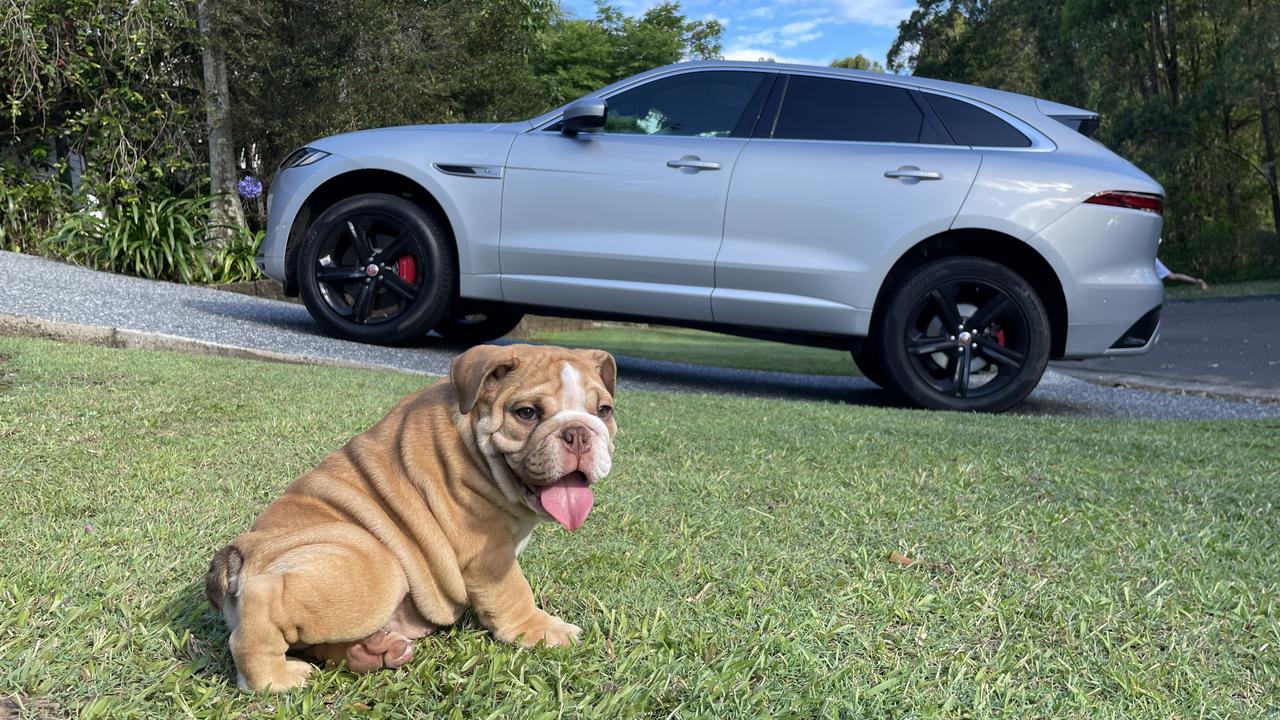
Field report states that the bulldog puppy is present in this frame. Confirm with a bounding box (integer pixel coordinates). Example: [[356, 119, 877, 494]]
[[204, 344, 617, 692]]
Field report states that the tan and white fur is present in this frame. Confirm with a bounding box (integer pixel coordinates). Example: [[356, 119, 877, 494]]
[[204, 344, 617, 692]]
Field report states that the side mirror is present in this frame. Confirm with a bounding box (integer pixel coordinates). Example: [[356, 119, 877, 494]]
[[561, 97, 607, 136]]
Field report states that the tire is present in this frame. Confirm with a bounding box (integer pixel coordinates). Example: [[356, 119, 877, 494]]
[[433, 305, 525, 344], [297, 193, 455, 345], [851, 344, 892, 390], [872, 257, 1050, 412]]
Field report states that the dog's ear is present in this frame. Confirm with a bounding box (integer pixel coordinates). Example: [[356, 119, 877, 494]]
[[451, 345, 518, 415], [577, 349, 617, 396]]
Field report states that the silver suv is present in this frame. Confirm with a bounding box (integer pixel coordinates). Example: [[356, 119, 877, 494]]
[[260, 61, 1164, 412]]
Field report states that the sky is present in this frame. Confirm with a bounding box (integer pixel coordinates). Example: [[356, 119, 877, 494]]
[[559, 0, 917, 69]]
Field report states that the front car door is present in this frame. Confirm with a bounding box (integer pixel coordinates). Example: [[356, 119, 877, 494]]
[[713, 73, 982, 336], [500, 69, 775, 321]]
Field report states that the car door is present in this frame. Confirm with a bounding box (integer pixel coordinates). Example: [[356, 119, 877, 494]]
[[500, 70, 774, 321], [713, 73, 982, 335]]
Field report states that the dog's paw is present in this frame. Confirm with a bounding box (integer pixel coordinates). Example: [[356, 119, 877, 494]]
[[241, 658, 314, 693], [513, 611, 582, 648], [542, 616, 582, 647]]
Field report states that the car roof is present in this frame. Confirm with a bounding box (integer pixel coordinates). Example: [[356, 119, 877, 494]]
[[525, 59, 1094, 136], [636, 60, 1092, 118]]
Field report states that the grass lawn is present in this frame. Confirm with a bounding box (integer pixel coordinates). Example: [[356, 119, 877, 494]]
[[1164, 278, 1280, 300], [526, 324, 856, 376], [1, 337, 1278, 718]]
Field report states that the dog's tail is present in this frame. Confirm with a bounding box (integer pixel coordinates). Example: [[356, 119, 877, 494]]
[[204, 545, 244, 611]]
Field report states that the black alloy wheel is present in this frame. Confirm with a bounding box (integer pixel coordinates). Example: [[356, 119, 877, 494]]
[[298, 193, 455, 345], [873, 257, 1050, 412]]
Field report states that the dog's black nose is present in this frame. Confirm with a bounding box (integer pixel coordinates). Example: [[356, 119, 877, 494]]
[[560, 425, 590, 455]]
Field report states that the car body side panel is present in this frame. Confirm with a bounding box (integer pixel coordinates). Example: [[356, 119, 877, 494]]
[[715, 140, 981, 334], [950, 150, 1165, 242], [501, 133, 750, 322]]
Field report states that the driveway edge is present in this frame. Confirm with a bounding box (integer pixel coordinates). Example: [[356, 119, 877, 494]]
[[1052, 365, 1280, 404], [0, 312, 431, 377]]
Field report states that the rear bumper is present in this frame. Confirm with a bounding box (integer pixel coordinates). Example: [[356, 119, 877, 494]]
[[1029, 203, 1164, 359]]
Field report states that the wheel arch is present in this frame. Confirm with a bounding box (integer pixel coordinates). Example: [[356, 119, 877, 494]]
[[282, 169, 456, 295], [869, 228, 1069, 359]]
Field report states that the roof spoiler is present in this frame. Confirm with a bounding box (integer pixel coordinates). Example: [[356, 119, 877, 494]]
[[1036, 98, 1100, 138]]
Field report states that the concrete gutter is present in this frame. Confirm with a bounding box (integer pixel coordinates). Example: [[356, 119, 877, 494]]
[[0, 312, 431, 377]]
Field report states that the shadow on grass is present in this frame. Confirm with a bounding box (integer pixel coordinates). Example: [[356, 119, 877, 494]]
[[158, 581, 239, 687]]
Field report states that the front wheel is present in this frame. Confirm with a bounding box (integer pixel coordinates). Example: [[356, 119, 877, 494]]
[[297, 193, 455, 345], [872, 257, 1050, 412]]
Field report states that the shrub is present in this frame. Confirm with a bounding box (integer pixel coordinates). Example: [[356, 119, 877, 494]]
[[0, 176, 73, 254], [46, 195, 216, 284], [209, 227, 264, 284]]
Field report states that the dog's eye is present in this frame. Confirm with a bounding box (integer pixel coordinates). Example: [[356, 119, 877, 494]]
[[513, 406, 538, 422], [597, 404, 613, 418]]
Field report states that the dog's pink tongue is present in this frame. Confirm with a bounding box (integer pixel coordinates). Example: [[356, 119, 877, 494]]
[[538, 476, 594, 531]]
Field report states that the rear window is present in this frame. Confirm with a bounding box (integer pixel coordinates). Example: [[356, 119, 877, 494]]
[[925, 94, 1031, 147], [773, 75, 945, 144]]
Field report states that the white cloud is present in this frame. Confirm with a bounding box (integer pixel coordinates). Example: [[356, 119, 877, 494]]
[[830, 0, 915, 28], [733, 18, 829, 49], [722, 46, 832, 67], [742, 6, 775, 20]]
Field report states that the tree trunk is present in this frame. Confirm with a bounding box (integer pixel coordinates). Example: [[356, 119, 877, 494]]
[[197, 0, 246, 242], [1260, 94, 1280, 242]]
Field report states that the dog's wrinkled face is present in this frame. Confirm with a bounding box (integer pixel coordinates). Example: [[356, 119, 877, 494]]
[[451, 344, 617, 531]]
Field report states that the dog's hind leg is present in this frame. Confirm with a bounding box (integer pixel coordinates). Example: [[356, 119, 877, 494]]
[[228, 535, 408, 692]]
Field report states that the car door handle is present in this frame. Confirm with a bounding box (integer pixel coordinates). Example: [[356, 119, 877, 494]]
[[884, 166, 943, 181], [667, 156, 722, 172]]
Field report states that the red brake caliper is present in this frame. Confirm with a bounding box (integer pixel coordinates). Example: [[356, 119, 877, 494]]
[[992, 325, 1006, 347], [395, 255, 417, 285]]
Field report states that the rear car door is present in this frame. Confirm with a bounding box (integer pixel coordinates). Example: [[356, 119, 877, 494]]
[[501, 69, 774, 322], [713, 74, 982, 335]]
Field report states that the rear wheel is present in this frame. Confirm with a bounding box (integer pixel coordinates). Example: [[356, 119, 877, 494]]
[[432, 305, 525, 344], [297, 193, 455, 345], [873, 257, 1050, 412]]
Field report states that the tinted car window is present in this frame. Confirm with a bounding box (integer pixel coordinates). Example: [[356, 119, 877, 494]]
[[925, 94, 1031, 147], [603, 71, 767, 138], [773, 75, 942, 144]]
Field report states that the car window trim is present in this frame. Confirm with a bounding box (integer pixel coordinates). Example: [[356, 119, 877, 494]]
[[734, 73, 779, 139], [753, 69, 1054, 152], [529, 67, 778, 135], [767, 73, 954, 146], [909, 89, 955, 145], [530, 67, 781, 136], [916, 89, 1053, 151]]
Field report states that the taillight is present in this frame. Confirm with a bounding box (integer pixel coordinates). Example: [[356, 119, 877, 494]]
[[1084, 191, 1163, 215]]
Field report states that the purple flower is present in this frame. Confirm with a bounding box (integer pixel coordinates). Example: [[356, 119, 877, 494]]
[[237, 175, 263, 199]]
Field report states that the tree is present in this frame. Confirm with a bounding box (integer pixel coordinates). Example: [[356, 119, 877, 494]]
[[537, 1, 723, 105], [196, 0, 246, 237], [831, 54, 885, 72]]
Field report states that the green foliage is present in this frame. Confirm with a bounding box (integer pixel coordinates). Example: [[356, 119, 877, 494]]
[[2, 0, 204, 197], [830, 54, 885, 72], [536, 1, 724, 105], [47, 195, 215, 284], [890, 0, 1280, 281], [0, 173, 72, 253], [44, 195, 262, 284], [212, 227, 265, 284]]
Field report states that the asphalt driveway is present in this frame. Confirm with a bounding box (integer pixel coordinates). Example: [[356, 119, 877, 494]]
[[1, 250, 1276, 420]]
